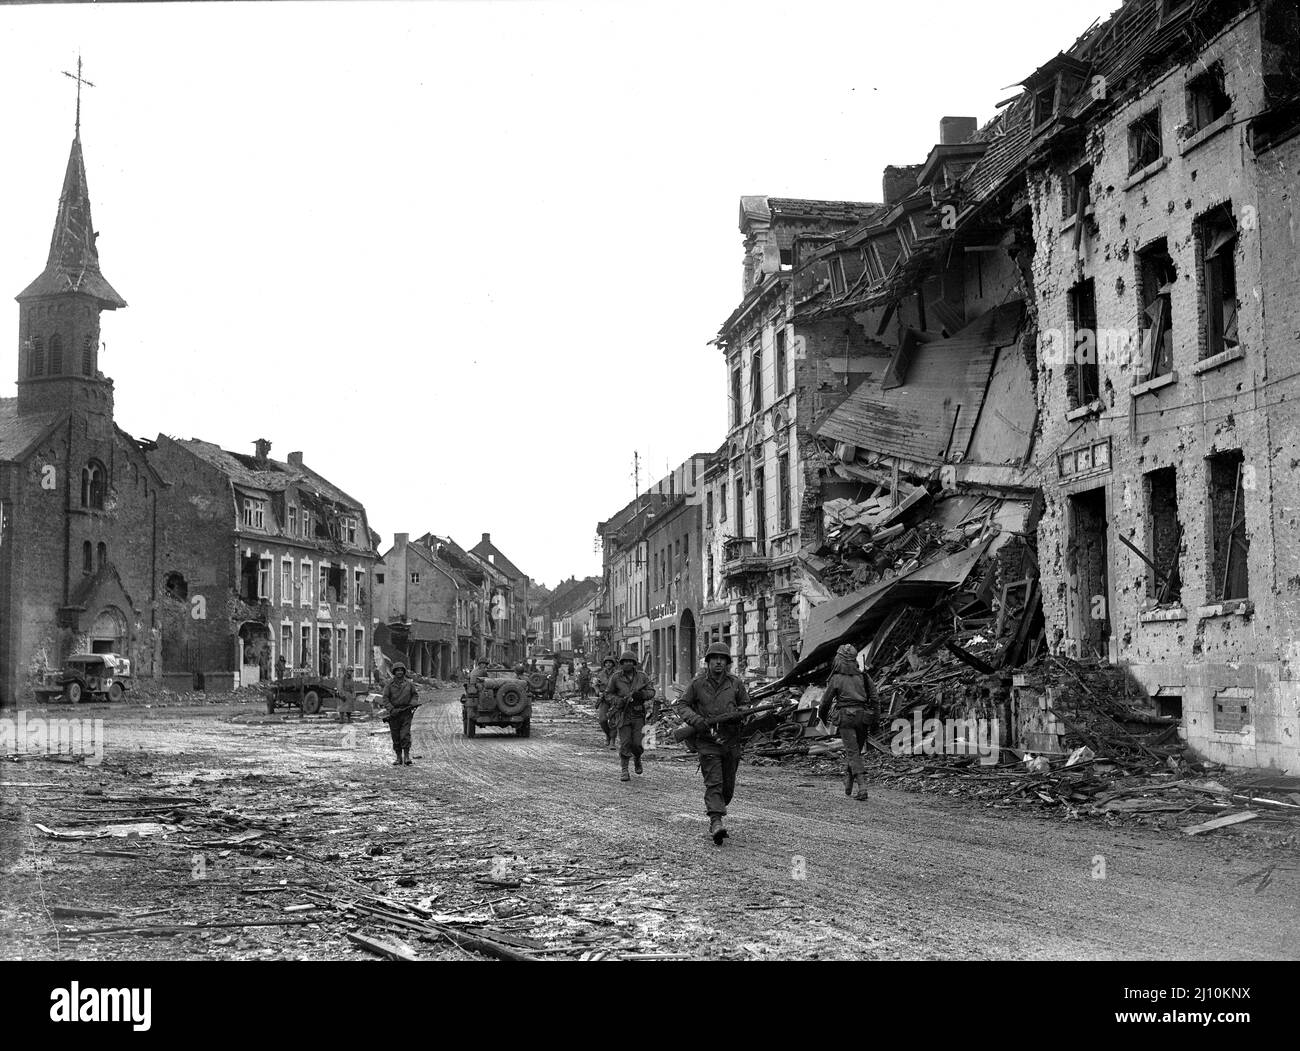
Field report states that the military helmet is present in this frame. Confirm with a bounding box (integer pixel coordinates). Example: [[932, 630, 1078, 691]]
[[601, 656, 616, 667], [618, 650, 638, 663], [836, 643, 858, 662], [703, 642, 732, 662], [392, 662, 407, 673]]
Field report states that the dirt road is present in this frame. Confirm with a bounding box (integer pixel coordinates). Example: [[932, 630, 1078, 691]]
[[2, 685, 1297, 960], [410, 688, 1300, 960]]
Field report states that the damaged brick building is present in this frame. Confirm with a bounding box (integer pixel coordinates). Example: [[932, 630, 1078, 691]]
[[2, 120, 383, 700], [1017, 0, 1300, 771], [145, 437, 379, 690]]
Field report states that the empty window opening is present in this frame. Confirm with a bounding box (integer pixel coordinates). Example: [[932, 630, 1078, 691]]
[[1196, 204, 1239, 360], [1187, 63, 1230, 133], [1128, 109, 1163, 173], [82, 541, 93, 575], [1207, 450, 1249, 601], [317, 626, 333, 677], [97, 542, 106, 571], [323, 564, 345, 604], [1067, 487, 1110, 659], [1034, 82, 1058, 128], [81, 462, 106, 509], [776, 329, 788, 396], [1145, 467, 1182, 604], [1067, 279, 1099, 408], [755, 467, 767, 548], [239, 553, 260, 602], [1138, 239, 1176, 378], [81, 334, 94, 375], [734, 475, 745, 537], [164, 571, 189, 600], [719, 481, 728, 522], [778, 453, 791, 532], [1063, 162, 1093, 220], [731, 368, 742, 428], [1156, 693, 1183, 720], [750, 345, 763, 414]]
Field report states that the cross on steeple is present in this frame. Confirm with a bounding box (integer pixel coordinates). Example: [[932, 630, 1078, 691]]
[[61, 55, 94, 138]]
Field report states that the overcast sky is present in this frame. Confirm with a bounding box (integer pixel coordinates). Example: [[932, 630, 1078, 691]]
[[0, 0, 1117, 588]]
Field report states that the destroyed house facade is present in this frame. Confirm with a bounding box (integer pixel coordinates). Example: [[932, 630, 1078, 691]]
[[147, 437, 378, 690], [0, 131, 163, 703], [777, 109, 1043, 690], [469, 533, 530, 665], [411, 533, 513, 669], [715, 198, 883, 677], [372, 532, 462, 679], [1017, 0, 1300, 771]]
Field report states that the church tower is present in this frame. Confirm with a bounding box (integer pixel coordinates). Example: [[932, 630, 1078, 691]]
[[14, 128, 126, 418]]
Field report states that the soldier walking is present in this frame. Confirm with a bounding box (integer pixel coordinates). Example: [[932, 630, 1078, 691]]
[[817, 643, 877, 801], [676, 643, 751, 844], [381, 662, 419, 766], [593, 656, 617, 747], [604, 651, 656, 781]]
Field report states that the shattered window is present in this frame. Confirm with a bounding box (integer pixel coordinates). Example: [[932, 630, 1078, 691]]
[[1128, 109, 1163, 174], [1067, 279, 1099, 408], [1187, 63, 1231, 134], [1196, 204, 1239, 360], [1137, 239, 1176, 378], [1207, 450, 1248, 601], [776, 329, 788, 396], [1145, 467, 1182, 604], [241, 498, 265, 529]]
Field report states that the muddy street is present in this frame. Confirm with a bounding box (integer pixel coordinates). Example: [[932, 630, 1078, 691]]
[[5, 688, 1295, 961]]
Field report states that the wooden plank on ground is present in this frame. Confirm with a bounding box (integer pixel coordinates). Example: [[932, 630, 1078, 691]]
[[1183, 811, 1259, 836]]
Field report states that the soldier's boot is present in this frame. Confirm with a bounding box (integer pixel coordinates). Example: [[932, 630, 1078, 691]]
[[620, 759, 631, 782], [403, 749, 413, 766], [392, 752, 403, 767], [854, 778, 869, 801], [844, 770, 855, 796], [634, 755, 643, 775], [709, 817, 728, 845]]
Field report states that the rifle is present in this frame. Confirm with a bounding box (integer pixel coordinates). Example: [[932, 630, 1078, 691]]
[[670, 700, 792, 745]]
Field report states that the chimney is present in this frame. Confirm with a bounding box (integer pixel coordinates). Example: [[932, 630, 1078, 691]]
[[253, 438, 271, 463], [287, 451, 303, 467], [940, 116, 978, 145], [482, 532, 491, 545], [882, 165, 920, 206], [395, 532, 409, 548]]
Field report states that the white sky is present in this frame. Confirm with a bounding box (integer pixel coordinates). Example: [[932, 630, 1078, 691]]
[[0, 0, 1117, 589]]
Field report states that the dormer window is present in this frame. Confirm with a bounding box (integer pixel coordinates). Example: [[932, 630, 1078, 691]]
[[829, 257, 847, 296], [1034, 82, 1058, 128], [241, 497, 266, 529]]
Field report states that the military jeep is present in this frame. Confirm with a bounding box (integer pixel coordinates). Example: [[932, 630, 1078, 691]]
[[462, 670, 532, 737]]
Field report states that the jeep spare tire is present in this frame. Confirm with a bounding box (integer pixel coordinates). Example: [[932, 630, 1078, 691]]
[[496, 682, 528, 716], [527, 672, 547, 691]]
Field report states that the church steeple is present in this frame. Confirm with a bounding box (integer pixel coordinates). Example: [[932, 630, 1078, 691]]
[[15, 127, 126, 417]]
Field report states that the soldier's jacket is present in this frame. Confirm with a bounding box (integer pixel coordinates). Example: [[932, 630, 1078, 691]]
[[676, 671, 750, 752], [382, 678, 419, 710], [603, 668, 655, 717]]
